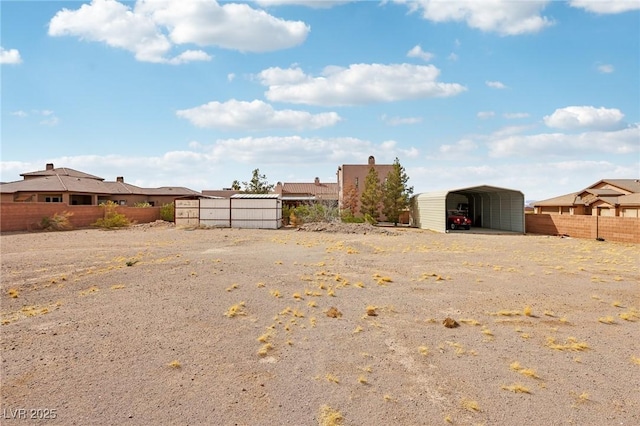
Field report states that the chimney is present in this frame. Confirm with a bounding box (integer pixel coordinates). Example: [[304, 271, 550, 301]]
[[368, 155, 375, 165], [116, 176, 124, 183], [46, 163, 54, 170], [314, 177, 320, 186]]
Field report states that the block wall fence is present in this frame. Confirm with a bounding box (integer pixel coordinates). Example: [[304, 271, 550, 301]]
[[0, 203, 162, 232], [525, 214, 640, 243]]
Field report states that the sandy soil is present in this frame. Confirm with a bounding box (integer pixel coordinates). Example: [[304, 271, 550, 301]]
[[1, 222, 639, 425]]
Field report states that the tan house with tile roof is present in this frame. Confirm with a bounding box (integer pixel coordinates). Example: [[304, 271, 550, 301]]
[[533, 179, 640, 217], [0, 163, 200, 206], [274, 177, 338, 207]]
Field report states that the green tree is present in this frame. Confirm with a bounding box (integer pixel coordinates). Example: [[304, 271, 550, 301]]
[[231, 180, 241, 191], [360, 167, 382, 219], [242, 168, 274, 194], [382, 157, 414, 225]]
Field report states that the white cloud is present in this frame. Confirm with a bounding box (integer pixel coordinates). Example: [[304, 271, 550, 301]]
[[543, 106, 625, 130], [448, 52, 459, 61], [477, 111, 495, 119], [9, 109, 59, 125], [167, 50, 212, 65], [258, 63, 467, 106], [486, 80, 507, 89], [597, 63, 614, 73], [48, 0, 309, 63], [254, 0, 352, 8], [395, 0, 553, 35], [176, 99, 341, 131], [227, 73, 236, 82], [487, 124, 639, 158], [0, 47, 22, 64], [503, 112, 530, 119], [570, 0, 640, 14], [438, 139, 478, 156], [407, 45, 434, 62], [381, 114, 423, 126]]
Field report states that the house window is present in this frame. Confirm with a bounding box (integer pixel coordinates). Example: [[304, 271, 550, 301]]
[[45, 196, 62, 203]]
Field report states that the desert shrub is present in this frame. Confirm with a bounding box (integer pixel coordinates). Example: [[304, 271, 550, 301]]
[[341, 211, 365, 223], [133, 202, 152, 208], [160, 202, 175, 222], [363, 213, 377, 225], [290, 201, 339, 226], [40, 211, 74, 231], [93, 201, 130, 229]]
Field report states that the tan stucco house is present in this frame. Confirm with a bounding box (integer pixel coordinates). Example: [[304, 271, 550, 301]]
[[0, 163, 201, 206], [533, 179, 640, 218]]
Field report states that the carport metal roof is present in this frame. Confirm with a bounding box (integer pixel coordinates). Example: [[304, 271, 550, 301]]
[[411, 185, 525, 233]]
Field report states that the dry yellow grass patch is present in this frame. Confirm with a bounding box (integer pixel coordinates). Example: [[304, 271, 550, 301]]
[[8, 289, 19, 298], [270, 290, 281, 298], [353, 326, 364, 334], [510, 362, 540, 379], [546, 336, 589, 351], [257, 343, 273, 357], [168, 360, 181, 368], [491, 309, 522, 316], [293, 292, 304, 300], [357, 375, 368, 384], [598, 316, 616, 324], [611, 300, 623, 308], [325, 374, 340, 383], [224, 302, 246, 318], [366, 306, 378, 316], [481, 327, 494, 337], [225, 283, 238, 292], [110, 284, 125, 290], [419, 345, 429, 356], [501, 384, 531, 394], [461, 399, 481, 412], [307, 300, 317, 308], [459, 318, 481, 326], [523, 305, 533, 317], [79, 286, 100, 296], [318, 405, 343, 426], [619, 311, 639, 321], [631, 356, 640, 365]]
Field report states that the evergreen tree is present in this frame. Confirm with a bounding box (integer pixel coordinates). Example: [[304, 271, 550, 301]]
[[360, 167, 382, 219], [242, 169, 274, 193], [231, 180, 241, 191], [382, 157, 414, 225]]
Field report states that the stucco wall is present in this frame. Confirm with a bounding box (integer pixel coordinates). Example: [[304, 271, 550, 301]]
[[525, 214, 640, 243], [0, 203, 161, 232]]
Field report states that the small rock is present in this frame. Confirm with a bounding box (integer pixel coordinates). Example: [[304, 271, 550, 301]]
[[443, 317, 459, 328]]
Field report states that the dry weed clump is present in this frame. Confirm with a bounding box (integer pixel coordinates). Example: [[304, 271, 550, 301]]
[[510, 362, 540, 379], [8, 288, 19, 298], [318, 405, 343, 426], [501, 384, 531, 394], [168, 360, 181, 369], [225, 302, 246, 318], [366, 306, 378, 316], [546, 336, 589, 351], [326, 307, 342, 318], [461, 399, 481, 412], [598, 316, 616, 324]]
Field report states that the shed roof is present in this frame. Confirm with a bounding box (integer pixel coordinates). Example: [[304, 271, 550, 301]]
[[231, 193, 280, 199]]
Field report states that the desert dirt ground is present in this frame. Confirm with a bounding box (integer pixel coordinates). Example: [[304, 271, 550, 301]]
[[1, 222, 639, 426]]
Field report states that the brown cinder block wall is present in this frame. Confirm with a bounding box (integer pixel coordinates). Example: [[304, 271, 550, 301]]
[[525, 214, 640, 243], [0, 203, 161, 232]]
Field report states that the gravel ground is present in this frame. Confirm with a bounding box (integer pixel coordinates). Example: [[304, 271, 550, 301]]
[[1, 223, 639, 425]]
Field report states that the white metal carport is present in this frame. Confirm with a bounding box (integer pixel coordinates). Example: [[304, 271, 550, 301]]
[[410, 185, 525, 233]]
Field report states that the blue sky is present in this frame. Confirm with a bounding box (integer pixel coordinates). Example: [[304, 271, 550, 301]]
[[1, 0, 638, 201]]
